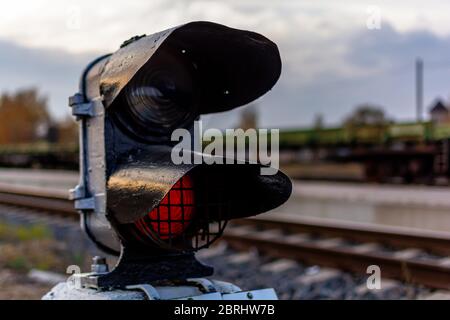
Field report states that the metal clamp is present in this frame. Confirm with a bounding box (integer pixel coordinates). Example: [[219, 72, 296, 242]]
[[69, 185, 95, 210], [69, 93, 99, 117], [69, 185, 85, 200], [126, 284, 161, 300], [74, 197, 96, 210], [186, 278, 217, 293]]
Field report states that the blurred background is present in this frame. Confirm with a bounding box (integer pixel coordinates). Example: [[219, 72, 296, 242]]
[[2, 0, 450, 300]]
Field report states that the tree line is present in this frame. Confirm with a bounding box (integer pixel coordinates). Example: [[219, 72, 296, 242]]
[[0, 88, 77, 146]]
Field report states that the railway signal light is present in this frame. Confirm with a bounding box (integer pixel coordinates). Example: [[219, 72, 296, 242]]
[[69, 21, 291, 289]]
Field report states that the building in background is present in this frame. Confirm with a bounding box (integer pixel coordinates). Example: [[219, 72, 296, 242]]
[[429, 99, 449, 124]]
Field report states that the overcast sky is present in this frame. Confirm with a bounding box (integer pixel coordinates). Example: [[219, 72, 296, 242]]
[[2, 0, 450, 128]]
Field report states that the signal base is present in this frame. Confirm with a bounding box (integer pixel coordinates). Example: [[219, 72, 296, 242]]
[[42, 280, 278, 300], [75, 248, 214, 290]]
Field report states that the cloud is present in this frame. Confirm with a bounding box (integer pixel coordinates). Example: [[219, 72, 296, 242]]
[[204, 23, 450, 129], [2, 1, 450, 50], [1, 1, 450, 129], [254, 24, 450, 128], [0, 39, 99, 119]]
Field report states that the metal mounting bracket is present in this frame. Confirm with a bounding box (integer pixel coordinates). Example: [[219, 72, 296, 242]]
[[69, 185, 96, 210], [74, 197, 96, 210], [69, 93, 102, 117], [68, 92, 104, 212]]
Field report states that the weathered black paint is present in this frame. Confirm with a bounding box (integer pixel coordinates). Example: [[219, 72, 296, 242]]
[[106, 145, 292, 225], [85, 247, 213, 289], [100, 21, 282, 115]]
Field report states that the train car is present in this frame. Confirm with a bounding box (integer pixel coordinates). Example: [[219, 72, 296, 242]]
[[279, 121, 450, 184], [3, 121, 450, 184], [316, 127, 348, 145], [387, 122, 432, 142], [0, 143, 78, 170], [279, 128, 317, 148], [345, 125, 387, 145]]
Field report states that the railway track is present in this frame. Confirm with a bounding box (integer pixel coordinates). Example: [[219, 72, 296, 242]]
[[225, 216, 450, 290], [233, 215, 450, 256], [0, 184, 450, 290], [0, 183, 76, 217]]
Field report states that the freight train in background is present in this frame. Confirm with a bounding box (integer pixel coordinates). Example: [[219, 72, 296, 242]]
[[280, 120, 450, 185], [2, 120, 450, 185], [0, 143, 78, 170]]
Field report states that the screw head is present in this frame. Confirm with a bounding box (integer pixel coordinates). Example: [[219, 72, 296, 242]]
[[92, 256, 106, 265], [91, 256, 109, 273]]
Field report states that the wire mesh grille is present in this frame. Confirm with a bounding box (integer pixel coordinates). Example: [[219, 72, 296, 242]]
[[127, 172, 229, 251]]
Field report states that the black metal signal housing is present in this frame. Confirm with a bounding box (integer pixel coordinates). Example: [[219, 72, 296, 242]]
[[70, 21, 291, 288]]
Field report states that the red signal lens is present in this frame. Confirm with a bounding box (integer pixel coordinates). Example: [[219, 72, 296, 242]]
[[135, 175, 195, 240]]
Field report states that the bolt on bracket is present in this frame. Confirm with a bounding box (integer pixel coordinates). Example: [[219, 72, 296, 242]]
[[69, 93, 102, 117]]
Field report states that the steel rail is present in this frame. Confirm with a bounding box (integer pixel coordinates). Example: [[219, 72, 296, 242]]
[[0, 184, 77, 217], [1, 184, 450, 289], [233, 215, 450, 256], [223, 227, 450, 290]]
